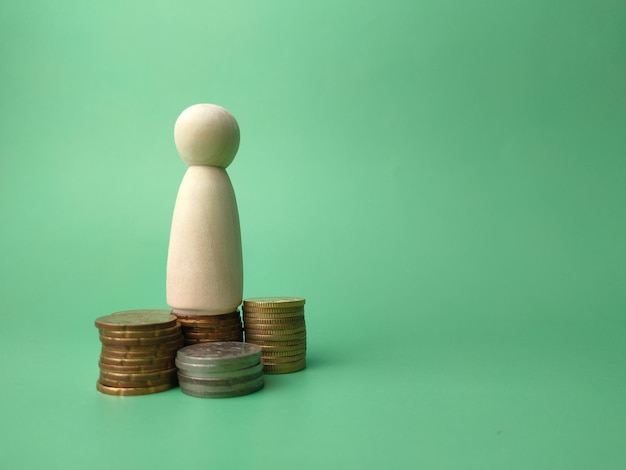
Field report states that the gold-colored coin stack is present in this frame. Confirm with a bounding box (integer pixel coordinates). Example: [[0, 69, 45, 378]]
[[95, 309, 183, 396], [174, 310, 243, 346], [242, 297, 306, 374]]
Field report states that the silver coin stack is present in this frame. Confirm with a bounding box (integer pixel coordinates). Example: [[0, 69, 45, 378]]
[[176, 342, 264, 398]]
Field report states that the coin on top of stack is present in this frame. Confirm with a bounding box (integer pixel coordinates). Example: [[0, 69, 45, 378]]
[[176, 342, 264, 398], [174, 310, 243, 346], [95, 309, 183, 396], [242, 297, 306, 374]]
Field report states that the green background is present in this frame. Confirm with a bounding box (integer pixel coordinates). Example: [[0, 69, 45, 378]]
[[1, 0, 624, 468]]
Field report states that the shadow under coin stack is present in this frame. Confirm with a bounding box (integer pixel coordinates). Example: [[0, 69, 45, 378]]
[[174, 311, 243, 346], [176, 342, 264, 398], [95, 310, 183, 396], [242, 297, 307, 374]]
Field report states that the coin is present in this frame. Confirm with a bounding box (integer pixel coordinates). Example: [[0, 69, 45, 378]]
[[250, 341, 307, 350], [99, 354, 176, 367], [245, 325, 305, 334], [175, 361, 264, 379], [177, 369, 263, 387], [177, 342, 262, 369], [244, 314, 304, 322], [101, 340, 183, 351], [181, 328, 242, 338], [243, 306, 304, 314], [177, 321, 239, 328], [176, 312, 244, 345], [176, 315, 238, 322], [183, 333, 243, 345], [178, 371, 263, 392], [99, 367, 178, 382], [179, 377, 264, 398], [98, 374, 177, 388], [244, 325, 304, 333], [100, 342, 182, 358], [261, 353, 307, 364], [175, 310, 240, 320], [175, 313, 241, 326], [99, 375, 178, 388], [260, 347, 307, 357], [245, 341, 306, 349], [243, 297, 305, 308], [243, 309, 304, 321], [181, 324, 241, 333], [245, 330, 306, 338], [96, 381, 174, 396], [182, 323, 243, 335], [245, 333, 306, 342], [95, 309, 177, 330], [177, 321, 241, 330], [263, 359, 306, 374], [98, 376, 177, 388], [175, 341, 264, 399], [99, 332, 183, 347], [184, 328, 242, 339], [183, 336, 243, 344], [98, 325, 181, 338], [242, 316, 305, 325], [244, 326, 306, 335], [98, 361, 176, 373]]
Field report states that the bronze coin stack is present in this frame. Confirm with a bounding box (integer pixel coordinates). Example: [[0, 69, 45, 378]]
[[95, 309, 183, 396], [242, 297, 306, 374], [174, 310, 243, 346]]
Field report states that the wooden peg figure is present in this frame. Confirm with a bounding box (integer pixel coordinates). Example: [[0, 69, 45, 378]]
[[166, 104, 243, 315]]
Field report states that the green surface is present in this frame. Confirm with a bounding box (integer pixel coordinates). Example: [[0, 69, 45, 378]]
[[1, 0, 625, 468]]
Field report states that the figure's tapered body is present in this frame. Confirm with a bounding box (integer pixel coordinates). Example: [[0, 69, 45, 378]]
[[166, 103, 243, 315], [167, 166, 243, 314]]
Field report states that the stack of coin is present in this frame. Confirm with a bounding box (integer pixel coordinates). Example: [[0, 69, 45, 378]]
[[242, 297, 306, 374], [95, 309, 183, 396], [174, 311, 243, 346], [176, 342, 264, 398]]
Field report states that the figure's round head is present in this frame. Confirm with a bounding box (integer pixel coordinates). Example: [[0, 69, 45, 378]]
[[174, 104, 240, 168]]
